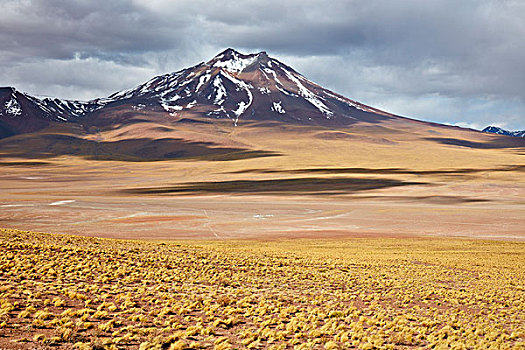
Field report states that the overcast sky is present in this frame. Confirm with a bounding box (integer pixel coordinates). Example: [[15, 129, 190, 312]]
[[1, 0, 524, 130]]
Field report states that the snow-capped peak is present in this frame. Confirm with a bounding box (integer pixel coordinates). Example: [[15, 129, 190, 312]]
[[483, 126, 525, 137], [2, 49, 396, 130], [210, 48, 267, 73], [4, 94, 22, 117], [92, 48, 395, 126]]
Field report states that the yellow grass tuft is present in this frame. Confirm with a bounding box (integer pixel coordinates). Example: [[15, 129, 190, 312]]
[[0, 228, 523, 349]]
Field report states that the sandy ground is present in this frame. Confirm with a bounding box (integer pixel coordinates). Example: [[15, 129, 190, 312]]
[[1, 120, 524, 241], [1, 159, 524, 241]]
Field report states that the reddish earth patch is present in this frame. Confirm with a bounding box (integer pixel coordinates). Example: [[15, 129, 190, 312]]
[[107, 215, 205, 224]]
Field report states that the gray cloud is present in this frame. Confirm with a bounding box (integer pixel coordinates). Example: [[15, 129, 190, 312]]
[[0, 0, 524, 129], [0, 0, 188, 59]]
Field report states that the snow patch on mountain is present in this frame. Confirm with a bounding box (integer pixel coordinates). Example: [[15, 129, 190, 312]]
[[280, 67, 333, 117], [108, 87, 135, 100], [222, 72, 254, 123], [259, 87, 271, 94], [262, 67, 283, 86], [36, 96, 105, 119], [213, 52, 258, 73], [160, 101, 183, 115], [272, 101, 286, 114], [196, 71, 212, 92], [4, 96, 22, 117], [483, 126, 525, 137], [165, 94, 181, 103], [212, 76, 227, 105]]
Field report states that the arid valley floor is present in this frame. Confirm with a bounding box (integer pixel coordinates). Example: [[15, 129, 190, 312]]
[[1, 118, 524, 241], [1, 116, 525, 349]]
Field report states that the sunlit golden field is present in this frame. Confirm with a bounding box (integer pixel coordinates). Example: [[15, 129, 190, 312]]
[[1, 229, 524, 349]]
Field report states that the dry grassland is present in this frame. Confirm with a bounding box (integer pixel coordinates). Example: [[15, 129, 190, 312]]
[[1, 228, 524, 349]]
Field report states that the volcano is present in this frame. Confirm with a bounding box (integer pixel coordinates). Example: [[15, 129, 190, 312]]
[[1, 49, 524, 160], [102, 48, 397, 127], [1, 48, 406, 134]]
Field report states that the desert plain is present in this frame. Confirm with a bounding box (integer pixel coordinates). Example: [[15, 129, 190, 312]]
[[1, 117, 524, 241], [1, 115, 525, 349]]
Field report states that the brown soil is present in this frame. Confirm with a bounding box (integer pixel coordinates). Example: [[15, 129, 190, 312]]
[[0, 120, 523, 241], [107, 215, 206, 223]]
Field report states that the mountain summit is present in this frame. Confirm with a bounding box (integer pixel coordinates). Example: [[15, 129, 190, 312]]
[[104, 48, 394, 126], [1, 49, 398, 136], [482, 126, 525, 138]]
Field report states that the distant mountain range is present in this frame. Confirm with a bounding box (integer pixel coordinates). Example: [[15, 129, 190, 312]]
[[482, 126, 525, 138]]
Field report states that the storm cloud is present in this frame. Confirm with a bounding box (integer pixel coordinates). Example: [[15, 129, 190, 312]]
[[1, 0, 524, 129]]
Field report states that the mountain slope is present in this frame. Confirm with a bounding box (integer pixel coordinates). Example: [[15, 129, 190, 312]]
[[0, 87, 105, 137]]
